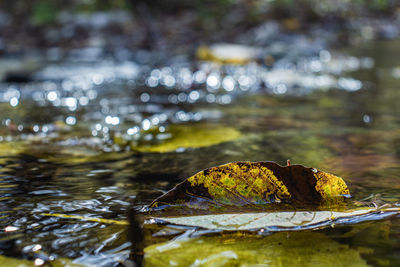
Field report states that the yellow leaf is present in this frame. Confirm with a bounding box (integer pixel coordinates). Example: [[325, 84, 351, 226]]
[[149, 161, 350, 209], [196, 44, 260, 65], [133, 124, 240, 153], [40, 213, 128, 225]]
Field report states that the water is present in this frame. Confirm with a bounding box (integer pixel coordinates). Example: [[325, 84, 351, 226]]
[[0, 38, 400, 266]]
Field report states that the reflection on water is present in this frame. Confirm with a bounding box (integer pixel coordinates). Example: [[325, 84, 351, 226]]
[[0, 39, 400, 266]]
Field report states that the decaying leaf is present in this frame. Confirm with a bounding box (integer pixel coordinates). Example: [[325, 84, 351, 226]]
[[40, 213, 129, 225], [149, 161, 350, 209], [150, 207, 400, 231], [131, 124, 240, 153], [0, 141, 27, 159], [196, 43, 261, 64], [144, 231, 370, 267]]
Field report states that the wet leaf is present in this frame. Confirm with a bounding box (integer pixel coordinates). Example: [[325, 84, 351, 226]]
[[133, 124, 240, 153], [149, 161, 350, 209], [196, 43, 261, 64], [150, 207, 400, 231], [0, 141, 27, 159], [40, 213, 129, 225], [144, 231, 370, 267]]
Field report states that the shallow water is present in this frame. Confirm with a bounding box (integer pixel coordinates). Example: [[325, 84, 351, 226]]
[[0, 39, 400, 266]]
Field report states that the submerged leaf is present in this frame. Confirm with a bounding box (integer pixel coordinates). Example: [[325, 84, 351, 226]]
[[144, 231, 370, 267], [149, 161, 350, 209], [151, 207, 400, 231], [40, 213, 128, 225], [133, 124, 240, 153]]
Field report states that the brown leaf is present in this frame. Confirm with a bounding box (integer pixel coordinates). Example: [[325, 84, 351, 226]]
[[149, 161, 350, 210]]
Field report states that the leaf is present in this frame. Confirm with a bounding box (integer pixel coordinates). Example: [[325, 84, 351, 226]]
[[196, 43, 261, 64], [144, 231, 370, 267], [40, 213, 128, 225], [149, 161, 350, 209], [0, 141, 27, 160], [150, 207, 400, 231], [131, 124, 240, 153]]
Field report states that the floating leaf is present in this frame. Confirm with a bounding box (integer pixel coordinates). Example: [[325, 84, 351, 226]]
[[40, 213, 128, 225], [196, 43, 261, 64], [133, 124, 240, 153], [150, 207, 400, 231], [149, 161, 350, 209], [0, 142, 26, 161], [144, 231, 370, 266]]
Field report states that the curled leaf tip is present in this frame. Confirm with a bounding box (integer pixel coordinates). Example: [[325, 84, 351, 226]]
[[313, 170, 351, 200]]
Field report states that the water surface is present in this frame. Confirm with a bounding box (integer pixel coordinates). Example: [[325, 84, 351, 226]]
[[0, 39, 400, 266]]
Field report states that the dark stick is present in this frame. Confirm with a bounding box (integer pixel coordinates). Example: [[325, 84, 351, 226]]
[[128, 205, 144, 267]]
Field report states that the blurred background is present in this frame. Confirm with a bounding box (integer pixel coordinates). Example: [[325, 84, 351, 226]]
[[1, 1, 400, 266], [1, 0, 400, 57]]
